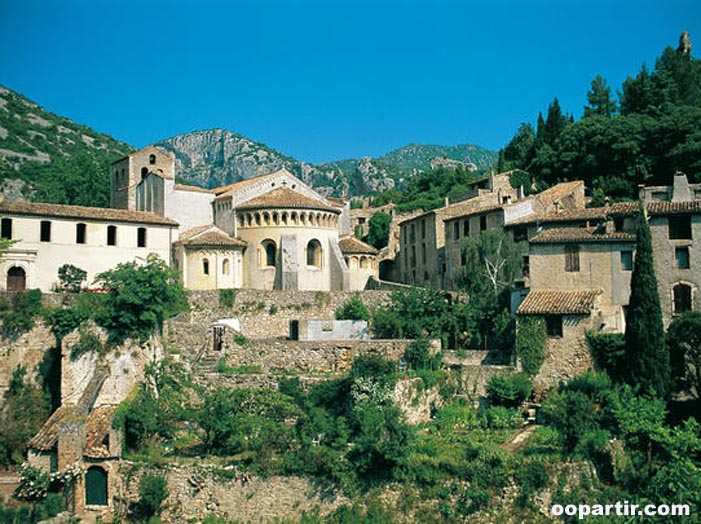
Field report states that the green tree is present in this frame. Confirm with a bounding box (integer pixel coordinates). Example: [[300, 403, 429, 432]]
[[620, 64, 660, 115], [335, 295, 370, 321], [667, 311, 701, 398], [498, 123, 536, 172], [366, 211, 392, 249], [94, 254, 188, 344], [624, 207, 670, 397], [138, 473, 169, 519], [584, 75, 617, 118], [0, 366, 51, 465], [57, 264, 87, 293]]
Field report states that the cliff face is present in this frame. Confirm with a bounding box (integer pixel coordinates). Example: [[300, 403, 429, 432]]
[[155, 129, 323, 189]]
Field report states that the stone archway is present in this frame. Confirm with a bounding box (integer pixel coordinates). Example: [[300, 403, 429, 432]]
[[6, 266, 26, 292]]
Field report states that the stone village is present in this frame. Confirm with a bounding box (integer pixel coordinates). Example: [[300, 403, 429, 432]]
[[0, 145, 700, 521]]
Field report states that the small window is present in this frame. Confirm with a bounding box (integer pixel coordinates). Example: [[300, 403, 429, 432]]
[[669, 216, 692, 240], [222, 258, 230, 275], [40, 221, 51, 242], [107, 225, 117, 246], [676, 247, 690, 269], [410, 224, 416, 243], [1, 218, 12, 239], [480, 215, 487, 231], [565, 245, 580, 272], [453, 222, 459, 240], [141, 167, 149, 179], [546, 315, 563, 337], [421, 219, 426, 239], [307, 239, 322, 267], [203, 258, 210, 275], [513, 226, 527, 242], [213, 325, 223, 351], [76, 223, 87, 244], [411, 246, 416, 267], [421, 243, 426, 264], [522, 255, 530, 277], [621, 250, 633, 271], [262, 240, 276, 267], [673, 283, 692, 315], [613, 217, 625, 232], [149, 154, 156, 165], [463, 220, 470, 237], [137, 227, 147, 248]]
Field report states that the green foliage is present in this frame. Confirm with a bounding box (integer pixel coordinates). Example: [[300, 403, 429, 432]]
[[69, 328, 105, 361], [57, 264, 87, 293], [0, 289, 42, 340], [366, 211, 392, 249], [138, 474, 169, 518], [43, 305, 89, 343], [94, 254, 188, 344], [668, 311, 701, 397], [349, 199, 364, 209], [403, 338, 441, 371], [14, 463, 50, 502], [516, 316, 546, 375], [479, 406, 523, 429], [587, 332, 626, 382], [486, 372, 532, 408], [219, 288, 237, 308], [335, 295, 369, 321], [583, 75, 617, 118], [625, 209, 671, 398]]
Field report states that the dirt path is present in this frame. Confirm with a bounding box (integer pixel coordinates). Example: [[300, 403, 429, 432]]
[[502, 424, 538, 453]]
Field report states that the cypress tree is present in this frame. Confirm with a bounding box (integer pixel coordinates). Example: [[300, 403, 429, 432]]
[[624, 205, 671, 397]]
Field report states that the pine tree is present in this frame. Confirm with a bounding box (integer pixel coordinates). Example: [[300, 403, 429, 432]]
[[584, 75, 617, 118], [624, 205, 671, 397]]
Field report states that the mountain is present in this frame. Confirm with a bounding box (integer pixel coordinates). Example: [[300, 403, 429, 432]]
[[159, 129, 497, 198], [0, 85, 133, 204], [377, 143, 497, 171]]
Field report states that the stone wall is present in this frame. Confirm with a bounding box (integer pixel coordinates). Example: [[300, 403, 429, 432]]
[[116, 464, 348, 523], [0, 320, 55, 405], [298, 319, 368, 341], [182, 289, 392, 339], [444, 351, 513, 398]]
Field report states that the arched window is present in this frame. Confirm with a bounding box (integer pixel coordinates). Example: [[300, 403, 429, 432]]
[[203, 258, 210, 275], [262, 240, 277, 267], [222, 258, 230, 275], [85, 466, 108, 506], [307, 239, 322, 267], [360, 256, 370, 269], [141, 167, 149, 179], [673, 283, 692, 315], [149, 154, 156, 165], [107, 225, 117, 246]]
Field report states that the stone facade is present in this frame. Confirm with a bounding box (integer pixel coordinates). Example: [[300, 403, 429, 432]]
[[0, 202, 176, 292]]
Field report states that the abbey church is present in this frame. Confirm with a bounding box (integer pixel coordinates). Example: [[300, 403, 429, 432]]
[[0, 146, 379, 292]]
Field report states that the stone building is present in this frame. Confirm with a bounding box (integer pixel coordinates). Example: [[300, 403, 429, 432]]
[[338, 236, 380, 291], [0, 201, 177, 292], [516, 173, 701, 382]]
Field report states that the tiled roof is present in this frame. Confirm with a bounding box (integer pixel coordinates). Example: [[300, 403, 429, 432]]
[[339, 236, 379, 255], [507, 202, 639, 226], [176, 225, 246, 248], [235, 188, 340, 213], [174, 184, 214, 194], [443, 204, 503, 223], [84, 406, 118, 459], [648, 200, 701, 215], [530, 227, 636, 243], [28, 406, 68, 451], [400, 194, 501, 225], [0, 201, 178, 226], [517, 289, 602, 315], [534, 181, 584, 207], [212, 169, 289, 197]]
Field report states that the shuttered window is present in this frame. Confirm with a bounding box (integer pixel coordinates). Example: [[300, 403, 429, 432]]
[[565, 245, 580, 272]]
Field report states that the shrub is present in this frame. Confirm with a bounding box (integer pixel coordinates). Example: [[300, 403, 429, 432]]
[[335, 295, 369, 321], [57, 263, 87, 293], [1, 289, 42, 339], [219, 288, 236, 308], [479, 406, 522, 429], [587, 332, 626, 382], [404, 338, 441, 370], [486, 372, 532, 408], [516, 316, 546, 375], [138, 473, 169, 518], [43, 306, 89, 343]]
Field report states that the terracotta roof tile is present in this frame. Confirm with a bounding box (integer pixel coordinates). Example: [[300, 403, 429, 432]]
[[174, 184, 214, 194], [517, 289, 602, 315], [84, 406, 118, 459], [211, 169, 288, 197], [176, 225, 246, 248], [530, 227, 636, 243], [648, 200, 701, 215], [0, 201, 178, 226], [235, 188, 340, 213], [534, 181, 584, 207], [28, 407, 68, 451], [339, 236, 379, 255], [507, 202, 639, 226]]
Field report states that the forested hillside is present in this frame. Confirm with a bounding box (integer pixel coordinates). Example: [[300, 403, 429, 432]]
[[497, 40, 701, 204]]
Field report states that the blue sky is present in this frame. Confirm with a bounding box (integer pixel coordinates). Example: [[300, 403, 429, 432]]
[[1, 0, 700, 163]]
